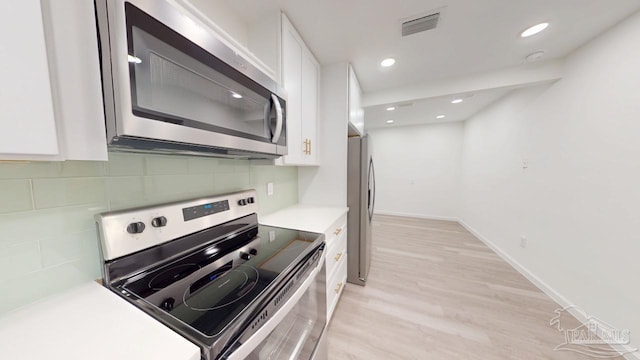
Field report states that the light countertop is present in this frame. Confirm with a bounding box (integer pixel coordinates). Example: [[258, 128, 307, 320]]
[[260, 204, 348, 233], [0, 282, 200, 360]]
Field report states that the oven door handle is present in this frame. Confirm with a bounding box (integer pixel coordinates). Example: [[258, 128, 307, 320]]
[[223, 250, 325, 360]]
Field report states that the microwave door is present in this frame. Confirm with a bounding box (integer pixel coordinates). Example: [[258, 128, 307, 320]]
[[128, 15, 276, 144], [98, 0, 286, 157]]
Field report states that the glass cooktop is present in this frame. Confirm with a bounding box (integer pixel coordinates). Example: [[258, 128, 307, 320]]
[[121, 224, 321, 337]]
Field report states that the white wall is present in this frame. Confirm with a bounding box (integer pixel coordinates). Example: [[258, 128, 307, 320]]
[[369, 122, 463, 220], [460, 10, 640, 353]]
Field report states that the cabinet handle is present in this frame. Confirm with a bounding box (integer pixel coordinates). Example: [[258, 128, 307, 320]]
[[334, 252, 343, 262], [303, 139, 310, 155], [334, 228, 342, 236], [334, 282, 344, 294]]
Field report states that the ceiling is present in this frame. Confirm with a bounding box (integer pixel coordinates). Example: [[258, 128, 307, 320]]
[[365, 87, 511, 129], [221, 0, 640, 128]]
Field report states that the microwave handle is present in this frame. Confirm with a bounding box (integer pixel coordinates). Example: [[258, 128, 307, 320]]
[[271, 94, 283, 143]]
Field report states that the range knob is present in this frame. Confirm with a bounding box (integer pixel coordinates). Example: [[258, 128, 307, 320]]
[[238, 199, 247, 206], [151, 216, 168, 228], [247, 197, 255, 204], [249, 248, 258, 256], [126, 222, 146, 234], [240, 251, 252, 261], [160, 297, 175, 311]]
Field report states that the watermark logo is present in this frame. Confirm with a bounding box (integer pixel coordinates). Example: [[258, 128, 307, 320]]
[[550, 305, 637, 358]]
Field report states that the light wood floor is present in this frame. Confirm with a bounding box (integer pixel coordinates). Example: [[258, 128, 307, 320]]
[[326, 215, 605, 360]]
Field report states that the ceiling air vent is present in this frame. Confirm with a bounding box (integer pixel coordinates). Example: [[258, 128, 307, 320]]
[[402, 13, 440, 36]]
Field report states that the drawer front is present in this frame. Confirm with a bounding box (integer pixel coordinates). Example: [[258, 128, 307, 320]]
[[324, 214, 347, 249], [326, 228, 347, 280], [326, 253, 347, 322]]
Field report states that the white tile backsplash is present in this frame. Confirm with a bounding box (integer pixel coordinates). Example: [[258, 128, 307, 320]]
[[0, 179, 33, 214], [39, 229, 99, 268], [0, 241, 41, 283], [0, 152, 298, 316], [32, 178, 107, 209]]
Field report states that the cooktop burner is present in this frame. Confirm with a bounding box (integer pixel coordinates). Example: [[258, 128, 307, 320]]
[[183, 264, 259, 311], [149, 263, 201, 290]]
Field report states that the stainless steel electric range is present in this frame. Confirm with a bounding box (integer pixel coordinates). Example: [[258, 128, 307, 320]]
[[95, 190, 327, 360]]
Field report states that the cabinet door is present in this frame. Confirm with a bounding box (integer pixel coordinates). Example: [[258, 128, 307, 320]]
[[281, 22, 303, 164], [300, 49, 319, 165], [278, 15, 320, 167], [42, 0, 108, 161], [0, 0, 59, 156], [326, 252, 347, 322]]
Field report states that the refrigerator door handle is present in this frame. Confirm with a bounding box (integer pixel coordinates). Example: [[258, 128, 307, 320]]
[[368, 157, 376, 221], [373, 160, 376, 216]]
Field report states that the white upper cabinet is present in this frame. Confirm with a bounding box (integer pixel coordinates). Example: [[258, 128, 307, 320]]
[[0, 0, 107, 161], [348, 65, 365, 136], [277, 15, 320, 166], [0, 0, 59, 157], [300, 51, 319, 164]]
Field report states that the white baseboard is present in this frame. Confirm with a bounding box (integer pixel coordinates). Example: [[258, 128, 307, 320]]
[[457, 220, 574, 310], [374, 210, 459, 222], [458, 219, 639, 359]]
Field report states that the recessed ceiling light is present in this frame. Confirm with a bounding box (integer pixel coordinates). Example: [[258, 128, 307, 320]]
[[386, 106, 396, 111], [381, 58, 396, 67], [436, 115, 446, 119], [231, 92, 243, 99], [128, 55, 142, 64], [386, 120, 395, 124], [521, 22, 549, 38], [451, 99, 463, 104]]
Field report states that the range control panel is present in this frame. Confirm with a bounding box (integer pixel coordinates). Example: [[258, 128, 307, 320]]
[[183, 200, 230, 221], [96, 190, 259, 261]]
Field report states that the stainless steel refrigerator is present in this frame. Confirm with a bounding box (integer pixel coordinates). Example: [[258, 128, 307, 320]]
[[347, 135, 375, 286]]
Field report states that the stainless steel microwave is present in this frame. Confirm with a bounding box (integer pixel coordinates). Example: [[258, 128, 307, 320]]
[[95, 0, 287, 158]]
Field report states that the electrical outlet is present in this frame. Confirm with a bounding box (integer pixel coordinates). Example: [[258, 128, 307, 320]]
[[267, 182, 274, 196], [269, 230, 276, 242], [520, 236, 527, 248]]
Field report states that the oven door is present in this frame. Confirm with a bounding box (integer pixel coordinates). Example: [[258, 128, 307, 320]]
[[97, 0, 287, 157], [222, 257, 327, 360]]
